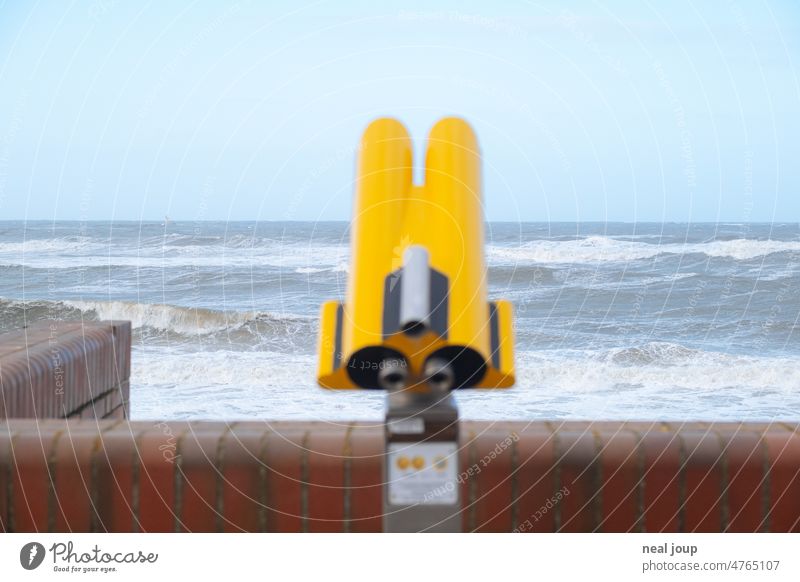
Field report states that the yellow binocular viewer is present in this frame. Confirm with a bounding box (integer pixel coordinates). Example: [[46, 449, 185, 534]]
[[317, 117, 515, 391]]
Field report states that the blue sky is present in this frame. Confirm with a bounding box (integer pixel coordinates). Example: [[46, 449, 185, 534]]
[[0, 0, 798, 222]]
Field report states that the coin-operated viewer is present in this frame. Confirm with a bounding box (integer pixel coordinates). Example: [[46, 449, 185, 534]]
[[317, 116, 515, 393]]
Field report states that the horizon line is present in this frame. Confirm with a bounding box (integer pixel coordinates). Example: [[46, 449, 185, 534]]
[[2, 219, 797, 225]]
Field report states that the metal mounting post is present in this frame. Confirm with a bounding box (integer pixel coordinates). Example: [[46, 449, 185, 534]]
[[382, 371, 461, 532]]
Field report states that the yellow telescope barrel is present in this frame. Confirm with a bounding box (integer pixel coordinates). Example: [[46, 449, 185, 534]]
[[317, 117, 514, 390]]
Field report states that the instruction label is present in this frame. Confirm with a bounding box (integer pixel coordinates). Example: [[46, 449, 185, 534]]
[[387, 442, 458, 505]]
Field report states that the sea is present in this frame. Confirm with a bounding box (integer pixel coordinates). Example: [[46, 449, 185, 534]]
[[1, 221, 798, 421]]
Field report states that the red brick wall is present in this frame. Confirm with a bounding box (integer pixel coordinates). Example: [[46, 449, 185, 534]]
[[1, 420, 797, 532], [0, 321, 130, 420]]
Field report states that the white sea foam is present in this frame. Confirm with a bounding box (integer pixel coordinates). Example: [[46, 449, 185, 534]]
[[131, 348, 384, 420], [129, 342, 800, 421], [294, 262, 349, 274], [456, 345, 800, 421], [0, 237, 97, 254], [517, 343, 800, 391], [488, 236, 800, 265], [696, 239, 800, 260], [0, 242, 350, 269]]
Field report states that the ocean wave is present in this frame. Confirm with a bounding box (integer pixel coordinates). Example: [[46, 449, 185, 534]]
[[0, 237, 97, 254], [148, 232, 347, 254], [0, 242, 350, 269], [603, 341, 702, 366], [3, 235, 798, 269], [138, 233, 280, 249], [62, 299, 255, 334], [488, 236, 800, 264], [0, 297, 314, 339], [696, 239, 800, 260]]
